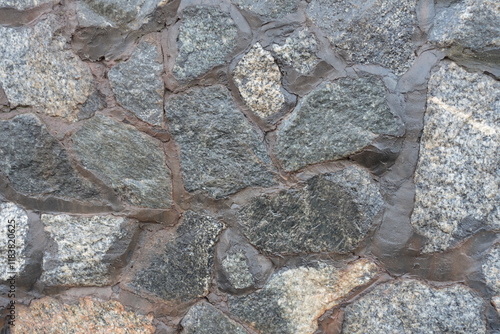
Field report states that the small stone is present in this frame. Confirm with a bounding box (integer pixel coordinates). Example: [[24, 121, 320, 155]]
[[109, 41, 164, 125], [221, 251, 254, 290], [482, 243, 500, 294], [72, 115, 172, 209], [342, 279, 486, 334], [492, 296, 500, 313], [275, 76, 404, 171], [233, 43, 285, 117], [411, 62, 500, 253], [0, 0, 53, 10], [165, 85, 275, 198], [173, 6, 238, 81], [229, 259, 378, 334], [232, 0, 298, 19], [181, 302, 247, 334], [0, 203, 28, 281], [77, 90, 107, 120]]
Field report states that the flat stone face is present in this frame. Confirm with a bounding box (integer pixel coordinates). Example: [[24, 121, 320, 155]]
[[0, 16, 94, 120], [165, 85, 275, 198], [275, 77, 404, 171], [173, 6, 238, 81], [306, 0, 416, 75], [482, 243, 500, 294], [72, 115, 172, 209], [229, 259, 378, 334], [239, 166, 383, 255], [271, 28, 320, 75], [233, 43, 285, 117], [411, 62, 500, 253], [181, 302, 247, 334], [342, 279, 486, 334], [232, 0, 298, 19], [109, 41, 164, 125], [0, 0, 53, 9], [0, 114, 100, 200], [0, 203, 29, 281]]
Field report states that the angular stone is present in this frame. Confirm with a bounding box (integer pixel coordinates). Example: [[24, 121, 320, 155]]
[[411, 62, 500, 253], [72, 115, 172, 209], [109, 41, 164, 125], [275, 77, 404, 171], [0, 203, 28, 281], [482, 243, 500, 294], [0, 0, 53, 10], [173, 6, 238, 81], [0, 15, 94, 120], [221, 251, 254, 290], [232, 0, 298, 19], [229, 259, 378, 334], [77, 90, 107, 120], [271, 28, 320, 75], [0, 114, 100, 200], [343, 279, 486, 334], [233, 43, 285, 117], [165, 85, 275, 198], [306, 0, 416, 75], [239, 166, 383, 255], [181, 302, 247, 334]]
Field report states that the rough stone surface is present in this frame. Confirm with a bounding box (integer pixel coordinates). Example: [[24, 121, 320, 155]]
[[271, 28, 320, 75], [16, 297, 156, 333], [342, 279, 486, 334], [0, 16, 94, 120], [181, 302, 247, 334], [483, 243, 500, 294], [0, 203, 29, 281], [229, 259, 378, 334], [173, 6, 238, 81], [411, 62, 500, 253], [221, 251, 254, 290], [233, 43, 285, 117], [109, 41, 164, 125], [72, 115, 172, 209], [275, 76, 404, 171], [306, 0, 416, 75], [78, 90, 107, 120], [232, 0, 298, 19], [165, 85, 275, 198], [0, 0, 53, 9]]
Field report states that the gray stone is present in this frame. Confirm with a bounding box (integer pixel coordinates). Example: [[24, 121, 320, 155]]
[[411, 62, 500, 253], [342, 279, 486, 334], [275, 76, 404, 171], [0, 0, 53, 10], [173, 6, 238, 81], [77, 90, 107, 121], [0, 203, 29, 281], [306, 0, 416, 75], [165, 85, 275, 198], [232, 0, 298, 19], [229, 259, 378, 334], [109, 41, 164, 125], [221, 251, 254, 290], [239, 166, 383, 255], [482, 243, 500, 293], [72, 115, 172, 209], [181, 302, 247, 334]]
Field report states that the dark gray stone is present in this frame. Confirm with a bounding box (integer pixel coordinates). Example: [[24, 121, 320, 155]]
[[232, 0, 298, 19], [0, 202, 29, 281], [181, 302, 247, 334], [78, 90, 107, 120], [165, 85, 276, 198]]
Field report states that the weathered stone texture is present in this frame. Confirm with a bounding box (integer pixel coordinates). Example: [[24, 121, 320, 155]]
[[0, 203, 29, 281], [271, 28, 320, 75], [165, 85, 275, 198], [411, 62, 500, 253], [483, 243, 500, 294], [221, 251, 254, 290], [275, 76, 404, 171], [181, 302, 247, 334], [0, 0, 53, 9], [232, 0, 298, 19]]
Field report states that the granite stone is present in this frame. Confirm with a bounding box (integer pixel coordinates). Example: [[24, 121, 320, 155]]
[[0, 203, 29, 281], [221, 251, 254, 290], [0, 0, 53, 10], [181, 302, 247, 334], [232, 0, 298, 19], [271, 28, 320, 75], [78, 90, 107, 120], [482, 243, 500, 294]]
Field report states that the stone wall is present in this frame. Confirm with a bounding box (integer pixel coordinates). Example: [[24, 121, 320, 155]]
[[0, 0, 498, 333]]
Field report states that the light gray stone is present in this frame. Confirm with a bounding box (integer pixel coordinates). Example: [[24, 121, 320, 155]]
[[0, 0, 53, 10], [232, 0, 298, 19], [181, 302, 247, 334], [482, 243, 500, 294], [0, 203, 29, 281], [221, 251, 254, 290], [271, 28, 320, 75]]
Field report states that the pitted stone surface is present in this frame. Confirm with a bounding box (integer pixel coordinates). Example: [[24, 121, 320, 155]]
[[411, 62, 500, 253], [165, 85, 275, 198], [275, 76, 404, 171], [232, 0, 298, 19], [0, 0, 53, 9], [72, 115, 172, 209], [109, 41, 164, 125], [306, 0, 416, 75], [173, 6, 238, 81], [221, 251, 254, 290], [482, 243, 500, 293], [181, 302, 247, 334], [229, 259, 378, 334], [342, 279, 486, 334], [271, 28, 320, 75], [0, 203, 29, 281]]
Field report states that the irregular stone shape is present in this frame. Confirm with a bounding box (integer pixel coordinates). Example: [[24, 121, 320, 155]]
[[16, 297, 155, 333], [0, 114, 100, 200], [411, 62, 500, 253], [72, 115, 172, 209], [165, 85, 275, 198], [493, 296, 500, 314], [131, 211, 223, 301], [229, 259, 378, 334], [233, 43, 285, 117], [109, 42, 164, 125], [271, 28, 320, 75], [306, 0, 416, 75], [78, 90, 107, 120], [275, 77, 404, 171], [40, 214, 135, 287], [0, 0, 53, 10], [232, 0, 298, 19], [221, 251, 254, 290], [173, 6, 238, 81], [342, 279, 486, 334], [482, 243, 500, 293], [0, 203, 28, 281], [0, 15, 94, 120], [181, 302, 247, 334], [239, 166, 383, 255]]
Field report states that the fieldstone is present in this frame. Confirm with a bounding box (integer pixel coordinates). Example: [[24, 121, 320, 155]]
[[342, 279, 486, 333], [233, 43, 285, 117], [0, 15, 94, 120], [0, 0, 53, 10], [411, 62, 500, 253], [78, 90, 107, 120], [229, 259, 379, 334], [181, 302, 247, 334], [232, 0, 298, 19], [109, 41, 164, 125], [165, 85, 275, 198], [239, 166, 383, 255], [275, 76, 404, 171], [221, 251, 254, 290], [482, 243, 500, 293], [173, 6, 238, 81], [306, 0, 416, 75], [72, 115, 172, 209], [0, 203, 29, 281], [493, 296, 500, 314]]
